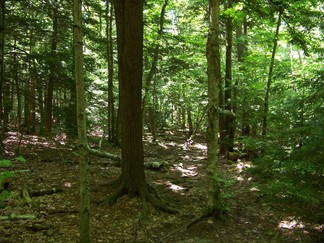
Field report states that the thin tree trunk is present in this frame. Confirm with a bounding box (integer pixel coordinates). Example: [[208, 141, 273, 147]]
[[223, 0, 234, 153], [73, 0, 90, 241], [29, 32, 36, 133], [142, 0, 168, 132], [236, 18, 250, 136], [46, 12, 58, 135], [206, 0, 222, 215], [262, 10, 282, 136], [0, 0, 5, 130], [106, 2, 116, 143]]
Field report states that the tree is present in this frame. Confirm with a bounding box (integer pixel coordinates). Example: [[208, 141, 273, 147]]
[[108, 0, 176, 213], [262, 7, 282, 136], [206, 0, 222, 215], [142, 0, 169, 140], [73, 0, 90, 241]]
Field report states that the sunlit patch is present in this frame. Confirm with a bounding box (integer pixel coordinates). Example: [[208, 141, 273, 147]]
[[64, 182, 72, 188], [278, 217, 305, 230], [250, 187, 260, 192], [172, 163, 198, 177], [166, 142, 177, 147], [158, 142, 168, 149], [236, 175, 244, 181], [193, 143, 207, 150], [165, 181, 186, 193]]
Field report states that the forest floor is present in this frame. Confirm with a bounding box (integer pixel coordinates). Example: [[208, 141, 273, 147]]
[[0, 131, 323, 243]]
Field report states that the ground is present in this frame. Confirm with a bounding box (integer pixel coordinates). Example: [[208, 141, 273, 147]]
[[0, 131, 323, 242]]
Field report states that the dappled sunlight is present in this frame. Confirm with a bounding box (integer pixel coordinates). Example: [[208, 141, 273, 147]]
[[171, 162, 198, 177], [166, 181, 187, 193], [279, 217, 305, 230], [192, 143, 207, 150], [278, 216, 324, 235], [152, 180, 187, 194], [234, 160, 253, 182], [157, 142, 168, 149]]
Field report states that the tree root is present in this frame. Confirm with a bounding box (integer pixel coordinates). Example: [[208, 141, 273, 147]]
[[105, 182, 178, 214], [186, 207, 227, 228]]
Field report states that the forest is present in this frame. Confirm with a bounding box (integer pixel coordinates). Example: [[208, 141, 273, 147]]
[[0, 0, 323, 242]]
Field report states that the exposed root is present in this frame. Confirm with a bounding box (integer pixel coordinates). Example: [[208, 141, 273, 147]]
[[105, 181, 179, 214], [186, 207, 227, 228], [105, 183, 127, 205], [186, 211, 210, 228]]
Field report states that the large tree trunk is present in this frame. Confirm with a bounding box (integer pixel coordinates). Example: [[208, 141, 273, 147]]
[[108, 0, 176, 213], [73, 0, 90, 241], [262, 10, 282, 136], [115, 0, 146, 193], [206, 0, 222, 215]]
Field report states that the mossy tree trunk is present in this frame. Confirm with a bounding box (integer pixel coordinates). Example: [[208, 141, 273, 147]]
[[73, 0, 90, 242]]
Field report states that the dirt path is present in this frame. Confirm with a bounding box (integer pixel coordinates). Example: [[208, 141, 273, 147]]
[[0, 132, 322, 242]]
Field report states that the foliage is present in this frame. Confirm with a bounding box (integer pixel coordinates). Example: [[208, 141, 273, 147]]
[[0, 157, 26, 208]]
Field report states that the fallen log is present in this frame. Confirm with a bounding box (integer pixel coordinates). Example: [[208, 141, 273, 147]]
[[29, 187, 64, 197], [88, 147, 121, 162]]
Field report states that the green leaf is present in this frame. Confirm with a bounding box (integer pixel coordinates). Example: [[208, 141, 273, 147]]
[[0, 160, 12, 167], [14, 156, 26, 163]]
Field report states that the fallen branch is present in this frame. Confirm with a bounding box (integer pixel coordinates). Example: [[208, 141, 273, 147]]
[[88, 147, 121, 162], [29, 187, 64, 197], [0, 213, 36, 221]]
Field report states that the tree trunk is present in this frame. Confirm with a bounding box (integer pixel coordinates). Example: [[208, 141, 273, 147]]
[[236, 18, 250, 136], [73, 0, 90, 241], [46, 12, 58, 135], [108, 0, 176, 213], [0, 0, 4, 129], [29, 32, 36, 134], [206, 0, 222, 215], [142, 0, 168, 134], [1, 0, 9, 132], [106, 1, 116, 143], [262, 10, 282, 136], [223, 0, 234, 153]]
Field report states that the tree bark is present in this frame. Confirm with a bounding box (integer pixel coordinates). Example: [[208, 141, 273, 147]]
[[206, 0, 222, 215], [106, 1, 116, 143], [46, 12, 58, 135], [0, 0, 4, 129], [108, 0, 176, 213], [223, 0, 234, 153], [73, 0, 90, 241]]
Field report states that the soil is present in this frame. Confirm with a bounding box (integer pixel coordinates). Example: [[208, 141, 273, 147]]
[[0, 131, 323, 242]]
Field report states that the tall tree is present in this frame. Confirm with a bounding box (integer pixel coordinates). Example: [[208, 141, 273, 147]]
[[262, 9, 282, 136], [46, 11, 58, 135], [222, 0, 234, 153], [108, 0, 176, 213], [106, 1, 116, 144], [142, 0, 169, 139], [206, 0, 222, 215], [0, 0, 5, 153], [73, 0, 90, 241]]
